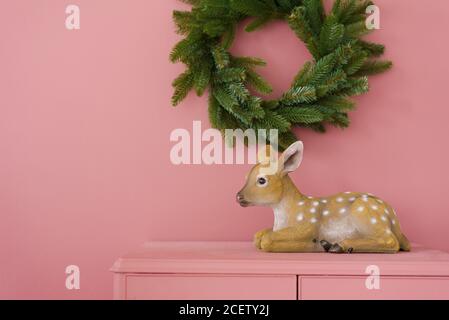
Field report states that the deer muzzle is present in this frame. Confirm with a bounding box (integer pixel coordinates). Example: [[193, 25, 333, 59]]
[[236, 192, 250, 207]]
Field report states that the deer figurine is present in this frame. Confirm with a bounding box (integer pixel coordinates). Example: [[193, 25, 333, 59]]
[[236, 141, 410, 253]]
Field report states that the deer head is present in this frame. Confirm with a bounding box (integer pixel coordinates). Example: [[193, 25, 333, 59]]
[[236, 141, 304, 207]]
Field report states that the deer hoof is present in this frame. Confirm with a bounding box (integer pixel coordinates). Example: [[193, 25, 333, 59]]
[[329, 244, 345, 253], [320, 240, 332, 252]]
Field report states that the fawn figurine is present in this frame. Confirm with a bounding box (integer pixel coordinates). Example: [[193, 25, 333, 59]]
[[236, 141, 410, 253]]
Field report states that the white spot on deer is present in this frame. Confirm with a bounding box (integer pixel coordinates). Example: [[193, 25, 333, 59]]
[[357, 206, 365, 213], [321, 199, 328, 204], [312, 201, 319, 207], [310, 207, 317, 214], [362, 196, 369, 202], [392, 219, 396, 225], [345, 192, 351, 194], [323, 210, 330, 216], [371, 205, 379, 210], [384, 208, 390, 215], [386, 228, 392, 234], [339, 208, 347, 214], [376, 199, 384, 204], [349, 197, 356, 202], [297, 213, 304, 221], [336, 197, 344, 203], [298, 201, 305, 206], [370, 218, 377, 224], [381, 215, 387, 222], [310, 217, 318, 224]]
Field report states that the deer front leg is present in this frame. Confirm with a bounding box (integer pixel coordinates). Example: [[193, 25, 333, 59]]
[[254, 228, 272, 249], [260, 225, 321, 253]]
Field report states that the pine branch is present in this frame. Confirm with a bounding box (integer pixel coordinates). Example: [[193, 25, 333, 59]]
[[173, 11, 195, 35], [245, 69, 273, 94], [277, 106, 325, 124], [214, 86, 253, 125], [231, 56, 272, 95], [318, 95, 355, 112], [172, 70, 195, 106], [345, 20, 371, 38], [208, 95, 223, 129], [245, 15, 273, 32], [228, 82, 250, 102], [329, 112, 350, 128], [309, 53, 339, 84], [212, 46, 230, 69], [292, 62, 314, 87], [281, 86, 317, 105], [229, 0, 272, 17], [315, 69, 347, 97], [193, 61, 212, 95], [339, 76, 369, 96], [254, 110, 291, 133], [344, 50, 368, 75], [215, 68, 246, 83], [303, 0, 325, 36], [213, 86, 238, 110], [231, 56, 267, 67], [222, 24, 236, 49], [353, 60, 392, 76], [358, 40, 385, 57], [170, 32, 206, 64], [246, 96, 266, 119], [319, 14, 345, 55], [333, 0, 358, 23], [262, 99, 279, 109], [288, 6, 320, 59]]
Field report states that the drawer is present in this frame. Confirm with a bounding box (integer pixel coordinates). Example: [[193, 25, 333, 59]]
[[125, 274, 297, 300], [299, 276, 449, 300]]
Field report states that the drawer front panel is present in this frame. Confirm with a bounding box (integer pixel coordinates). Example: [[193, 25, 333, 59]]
[[300, 276, 449, 300], [125, 274, 297, 300]]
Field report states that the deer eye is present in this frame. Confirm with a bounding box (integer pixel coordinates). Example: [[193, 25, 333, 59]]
[[257, 177, 267, 186]]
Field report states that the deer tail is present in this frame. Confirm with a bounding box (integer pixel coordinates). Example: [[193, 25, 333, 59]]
[[397, 232, 411, 251]]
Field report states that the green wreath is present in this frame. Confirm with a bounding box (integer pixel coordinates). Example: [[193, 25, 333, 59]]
[[170, 0, 391, 149]]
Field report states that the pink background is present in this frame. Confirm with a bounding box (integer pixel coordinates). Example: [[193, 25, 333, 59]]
[[1, 0, 449, 299]]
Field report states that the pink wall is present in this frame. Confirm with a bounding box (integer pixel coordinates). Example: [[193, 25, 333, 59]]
[[1, 0, 449, 299]]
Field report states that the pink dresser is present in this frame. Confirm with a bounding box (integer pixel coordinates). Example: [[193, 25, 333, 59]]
[[111, 242, 449, 300]]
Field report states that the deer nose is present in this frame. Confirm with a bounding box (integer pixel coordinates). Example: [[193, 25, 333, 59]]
[[236, 192, 245, 203]]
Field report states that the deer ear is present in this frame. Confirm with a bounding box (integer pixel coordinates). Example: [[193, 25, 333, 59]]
[[279, 141, 304, 175]]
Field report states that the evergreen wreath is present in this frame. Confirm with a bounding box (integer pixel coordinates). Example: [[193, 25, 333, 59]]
[[170, 0, 392, 149]]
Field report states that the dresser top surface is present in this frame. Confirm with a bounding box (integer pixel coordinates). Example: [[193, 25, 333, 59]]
[[111, 241, 449, 276]]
